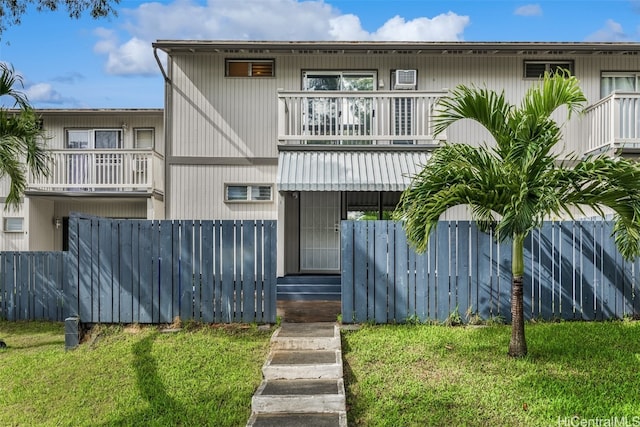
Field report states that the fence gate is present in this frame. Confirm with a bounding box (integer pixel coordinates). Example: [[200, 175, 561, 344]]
[[65, 215, 277, 324]]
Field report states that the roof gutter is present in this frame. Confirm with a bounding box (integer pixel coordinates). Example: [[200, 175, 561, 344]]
[[153, 47, 170, 83]]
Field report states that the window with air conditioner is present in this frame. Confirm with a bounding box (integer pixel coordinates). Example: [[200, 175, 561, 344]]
[[391, 70, 416, 144], [394, 69, 417, 89]]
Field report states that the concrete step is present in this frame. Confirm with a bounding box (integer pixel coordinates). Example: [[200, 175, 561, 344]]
[[262, 349, 343, 380], [270, 323, 340, 351], [247, 411, 347, 427], [252, 379, 346, 413]]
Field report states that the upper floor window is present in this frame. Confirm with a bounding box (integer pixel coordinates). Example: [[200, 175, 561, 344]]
[[226, 60, 274, 77], [601, 72, 640, 98], [524, 60, 574, 78], [225, 184, 273, 202], [66, 129, 122, 149], [134, 128, 154, 149]]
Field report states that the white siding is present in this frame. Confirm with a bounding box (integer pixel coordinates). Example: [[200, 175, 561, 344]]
[[0, 203, 27, 251], [39, 112, 164, 153], [53, 200, 148, 219], [168, 164, 278, 219]]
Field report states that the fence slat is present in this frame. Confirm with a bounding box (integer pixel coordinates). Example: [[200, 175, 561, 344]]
[[341, 221, 355, 323], [242, 221, 256, 323]]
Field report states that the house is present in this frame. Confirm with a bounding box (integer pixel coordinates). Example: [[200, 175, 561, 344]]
[[0, 109, 165, 251], [150, 40, 640, 280]]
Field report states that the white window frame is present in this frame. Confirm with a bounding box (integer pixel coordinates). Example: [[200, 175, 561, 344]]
[[134, 128, 155, 149], [601, 71, 640, 98], [65, 129, 123, 149], [225, 184, 273, 203], [3, 217, 24, 233]]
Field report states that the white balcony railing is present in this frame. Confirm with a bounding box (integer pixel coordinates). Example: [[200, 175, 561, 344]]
[[277, 90, 447, 145], [584, 92, 640, 155], [28, 149, 162, 193]]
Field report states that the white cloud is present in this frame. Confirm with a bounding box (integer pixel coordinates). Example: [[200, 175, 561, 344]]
[[585, 19, 632, 42], [94, 0, 470, 76], [368, 13, 469, 41], [514, 4, 542, 17], [24, 83, 67, 105]]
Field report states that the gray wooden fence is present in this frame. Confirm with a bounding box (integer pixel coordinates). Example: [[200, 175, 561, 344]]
[[341, 220, 640, 324], [0, 252, 67, 321], [1, 216, 277, 324]]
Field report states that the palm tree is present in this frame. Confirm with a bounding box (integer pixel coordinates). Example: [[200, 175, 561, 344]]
[[0, 62, 49, 209], [395, 71, 640, 357]]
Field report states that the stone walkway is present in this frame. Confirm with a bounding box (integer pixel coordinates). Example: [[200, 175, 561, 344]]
[[246, 322, 347, 427]]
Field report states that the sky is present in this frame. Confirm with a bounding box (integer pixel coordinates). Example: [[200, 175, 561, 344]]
[[0, 0, 639, 109]]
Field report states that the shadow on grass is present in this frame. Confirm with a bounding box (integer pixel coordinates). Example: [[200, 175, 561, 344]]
[[98, 332, 188, 426]]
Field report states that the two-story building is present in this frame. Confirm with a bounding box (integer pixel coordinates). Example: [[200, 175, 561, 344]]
[[0, 109, 165, 251], [150, 40, 640, 280]]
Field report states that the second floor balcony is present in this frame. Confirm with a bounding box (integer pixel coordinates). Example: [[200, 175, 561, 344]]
[[584, 91, 640, 155], [27, 149, 164, 195], [278, 90, 447, 146], [279, 90, 640, 158]]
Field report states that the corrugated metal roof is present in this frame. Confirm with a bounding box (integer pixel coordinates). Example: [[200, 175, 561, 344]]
[[277, 150, 430, 192]]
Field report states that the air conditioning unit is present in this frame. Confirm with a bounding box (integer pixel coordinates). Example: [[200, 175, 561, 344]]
[[394, 69, 417, 89]]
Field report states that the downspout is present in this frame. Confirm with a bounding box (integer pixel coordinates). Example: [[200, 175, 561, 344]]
[[154, 47, 172, 220]]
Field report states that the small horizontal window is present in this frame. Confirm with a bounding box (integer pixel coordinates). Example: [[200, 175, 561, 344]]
[[524, 60, 574, 78], [226, 60, 274, 77], [3, 217, 24, 233], [225, 184, 273, 202]]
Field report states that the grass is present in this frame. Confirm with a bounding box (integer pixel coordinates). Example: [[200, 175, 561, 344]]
[[342, 320, 640, 427], [0, 321, 272, 426]]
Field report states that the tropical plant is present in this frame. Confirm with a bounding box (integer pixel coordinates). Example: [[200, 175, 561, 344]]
[[0, 63, 49, 209], [395, 71, 640, 357]]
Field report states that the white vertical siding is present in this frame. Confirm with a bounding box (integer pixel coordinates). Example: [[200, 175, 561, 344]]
[[39, 112, 164, 153], [53, 200, 148, 219], [168, 164, 278, 219]]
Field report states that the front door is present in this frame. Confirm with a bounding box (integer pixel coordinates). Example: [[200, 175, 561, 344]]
[[300, 192, 341, 272]]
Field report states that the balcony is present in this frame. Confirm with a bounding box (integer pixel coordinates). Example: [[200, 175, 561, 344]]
[[28, 149, 164, 194], [584, 92, 640, 155], [277, 90, 447, 146]]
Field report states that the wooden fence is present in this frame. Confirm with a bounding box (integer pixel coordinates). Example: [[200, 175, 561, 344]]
[[0, 252, 67, 321], [0, 216, 277, 324], [341, 220, 640, 324]]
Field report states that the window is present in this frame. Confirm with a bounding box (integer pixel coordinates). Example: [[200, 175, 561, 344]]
[[225, 184, 273, 202], [3, 217, 23, 233], [66, 129, 122, 149], [601, 72, 640, 98], [226, 60, 274, 77], [134, 128, 154, 149], [524, 60, 574, 78]]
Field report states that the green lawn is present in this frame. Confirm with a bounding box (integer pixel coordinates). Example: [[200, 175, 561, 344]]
[[2, 320, 639, 427], [342, 320, 640, 427], [0, 321, 272, 426]]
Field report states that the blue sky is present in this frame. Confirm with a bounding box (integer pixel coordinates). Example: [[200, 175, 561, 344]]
[[0, 0, 638, 108]]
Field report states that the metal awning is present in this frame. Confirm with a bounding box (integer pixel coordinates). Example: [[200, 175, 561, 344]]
[[276, 149, 430, 192]]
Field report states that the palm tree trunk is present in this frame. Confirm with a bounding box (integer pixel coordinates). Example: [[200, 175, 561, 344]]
[[508, 234, 527, 357]]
